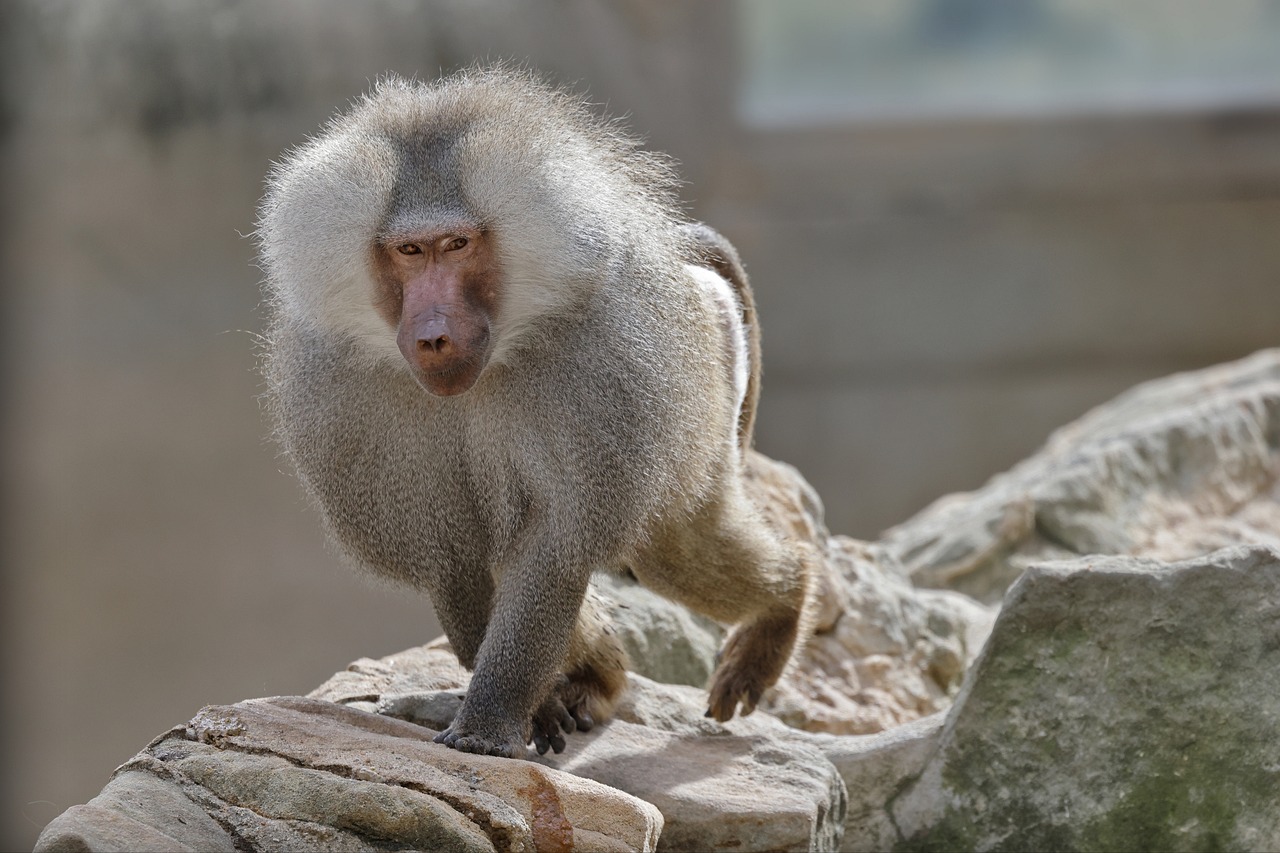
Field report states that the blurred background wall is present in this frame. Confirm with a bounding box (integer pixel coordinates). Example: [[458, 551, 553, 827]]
[[4, 1, 1279, 847]]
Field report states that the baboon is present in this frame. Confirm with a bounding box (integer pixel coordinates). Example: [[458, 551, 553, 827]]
[[258, 66, 816, 758]]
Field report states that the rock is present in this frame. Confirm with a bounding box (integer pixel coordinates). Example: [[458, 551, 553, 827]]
[[614, 675, 848, 852], [801, 714, 946, 853], [765, 537, 994, 735], [34, 769, 236, 853], [315, 638, 853, 852], [376, 687, 467, 729], [883, 348, 1280, 602], [557, 722, 845, 853], [542, 711, 847, 853], [325, 648, 850, 853], [310, 638, 472, 705], [559, 672, 848, 853], [891, 545, 1280, 852], [612, 673, 789, 738], [36, 696, 663, 853]]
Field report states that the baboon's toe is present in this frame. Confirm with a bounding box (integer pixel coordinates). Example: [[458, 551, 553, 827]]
[[706, 665, 766, 721]]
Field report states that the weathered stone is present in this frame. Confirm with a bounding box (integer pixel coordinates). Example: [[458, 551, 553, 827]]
[[34, 769, 236, 853], [611, 673, 936, 853], [891, 545, 1280, 852], [163, 740, 494, 852], [765, 537, 994, 735], [328, 654, 849, 852], [728, 451, 998, 735], [543, 716, 847, 853], [883, 348, 1280, 602], [593, 572, 724, 689], [376, 687, 467, 729], [40, 696, 662, 853], [611, 673, 790, 738], [310, 638, 471, 705], [798, 714, 946, 853]]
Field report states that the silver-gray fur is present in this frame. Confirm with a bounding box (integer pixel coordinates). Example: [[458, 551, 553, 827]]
[[259, 66, 816, 757]]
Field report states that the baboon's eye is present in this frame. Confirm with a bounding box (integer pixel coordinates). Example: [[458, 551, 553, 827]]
[[396, 243, 422, 255], [443, 236, 469, 252]]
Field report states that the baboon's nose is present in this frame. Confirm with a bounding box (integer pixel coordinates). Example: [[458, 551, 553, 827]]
[[417, 328, 452, 355], [409, 314, 456, 359]]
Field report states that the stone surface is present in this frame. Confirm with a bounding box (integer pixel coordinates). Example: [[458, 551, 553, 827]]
[[543, 711, 847, 853], [319, 648, 851, 853], [310, 639, 472, 706], [36, 697, 663, 853], [807, 714, 946, 853], [892, 545, 1280, 852], [765, 536, 993, 735], [593, 572, 724, 689], [883, 348, 1280, 602], [33, 770, 237, 853]]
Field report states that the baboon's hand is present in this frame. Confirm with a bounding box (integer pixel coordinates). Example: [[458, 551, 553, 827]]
[[433, 715, 525, 758]]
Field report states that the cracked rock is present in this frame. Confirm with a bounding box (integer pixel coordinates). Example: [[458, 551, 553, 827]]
[[36, 697, 662, 853]]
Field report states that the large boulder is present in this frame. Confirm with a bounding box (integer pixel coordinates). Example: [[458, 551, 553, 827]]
[[883, 348, 1280, 602], [891, 545, 1280, 852]]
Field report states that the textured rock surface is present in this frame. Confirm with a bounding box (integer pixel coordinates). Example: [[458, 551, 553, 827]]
[[765, 536, 993, 735], [892, 546, 1280, 852], [810, 714, 946, 853], [593, 572, 724, 689], [35, 350, 1280, 853], [883, 348, 1280, 603], [554, 722, 844, 853], [36, 696, 662, 853]]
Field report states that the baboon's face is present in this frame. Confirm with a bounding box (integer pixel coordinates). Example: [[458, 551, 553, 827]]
[[371, 226, 499, 396]]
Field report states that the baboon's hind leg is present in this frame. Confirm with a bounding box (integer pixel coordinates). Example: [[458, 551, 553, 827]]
[[706, 536, 818, 721], [633, 497, 818, 722]]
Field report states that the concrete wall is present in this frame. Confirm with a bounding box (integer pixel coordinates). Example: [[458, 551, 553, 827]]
[[4, 3, 1278, 849]]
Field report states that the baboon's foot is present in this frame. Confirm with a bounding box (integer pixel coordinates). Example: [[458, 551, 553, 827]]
[[706, 610, 799, 722], [530, 657, 629, 755]]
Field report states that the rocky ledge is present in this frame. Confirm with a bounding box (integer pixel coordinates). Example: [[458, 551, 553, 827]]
[[36, 349, 1280, 852]]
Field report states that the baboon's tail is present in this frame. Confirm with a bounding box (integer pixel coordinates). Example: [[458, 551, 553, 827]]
[[682, 222, 762, 450]]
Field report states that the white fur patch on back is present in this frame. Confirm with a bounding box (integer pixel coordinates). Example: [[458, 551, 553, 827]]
[[686, 263, 749, 425]]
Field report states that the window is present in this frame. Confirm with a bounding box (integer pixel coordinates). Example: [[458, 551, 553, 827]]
[[740, 0, 1280, 126]]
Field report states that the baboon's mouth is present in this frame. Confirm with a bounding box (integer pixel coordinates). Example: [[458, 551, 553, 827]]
[[414, 349, 489, 397]]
